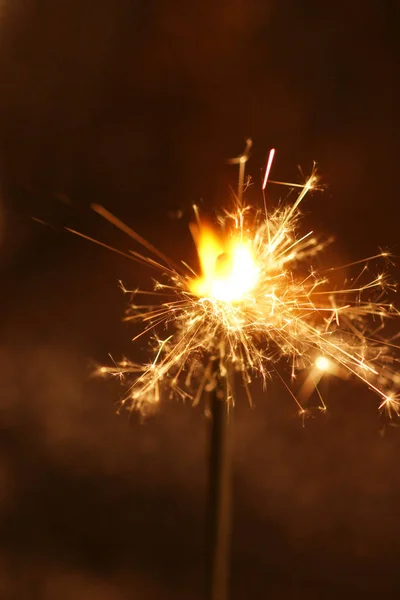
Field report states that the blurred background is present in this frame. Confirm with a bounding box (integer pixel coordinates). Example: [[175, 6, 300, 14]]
[[0, 0, 398, 598]]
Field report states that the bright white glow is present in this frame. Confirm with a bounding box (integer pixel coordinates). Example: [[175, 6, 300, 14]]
[[189, 224, 259, 303], [315, 356, 330, 372]]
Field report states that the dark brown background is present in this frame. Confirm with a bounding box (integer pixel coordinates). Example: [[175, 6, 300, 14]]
[[0, 1, 398, 598]]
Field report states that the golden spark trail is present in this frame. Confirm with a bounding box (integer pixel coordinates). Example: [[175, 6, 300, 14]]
[[95, 150, 400, 418]]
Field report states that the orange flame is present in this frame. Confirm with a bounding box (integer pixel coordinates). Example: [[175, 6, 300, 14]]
[[189, 221, 259, 303]]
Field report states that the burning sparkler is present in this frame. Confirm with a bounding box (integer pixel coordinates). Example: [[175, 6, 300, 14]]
[[95, 146, 399, 420]]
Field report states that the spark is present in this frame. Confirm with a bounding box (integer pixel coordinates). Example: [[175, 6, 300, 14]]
[[379, 395, 400, 419], [93, 149, 399, 418], [262, 148, 276, 190], [315, 356, 331, 372]]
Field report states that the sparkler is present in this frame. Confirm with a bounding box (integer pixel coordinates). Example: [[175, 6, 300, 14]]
[[96, 148, 399, 421], [86, 143, 398, 600]]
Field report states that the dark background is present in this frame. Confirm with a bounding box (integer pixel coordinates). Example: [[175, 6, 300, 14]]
[[0, 1, 398, 598]]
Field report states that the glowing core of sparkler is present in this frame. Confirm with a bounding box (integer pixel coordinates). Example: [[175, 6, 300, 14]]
[[315, 356, 331, 372], [188, 222, 259, 303]]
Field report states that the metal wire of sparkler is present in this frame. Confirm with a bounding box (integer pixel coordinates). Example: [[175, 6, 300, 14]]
[[206, 360, 233, 600]]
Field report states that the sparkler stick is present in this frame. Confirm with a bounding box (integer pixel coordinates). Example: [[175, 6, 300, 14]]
[[207, 367, 233, 600]]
